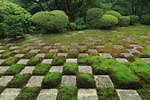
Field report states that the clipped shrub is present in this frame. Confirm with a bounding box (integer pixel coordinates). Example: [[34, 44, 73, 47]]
[[31, 10, 69, 32], [74, 17, 86, 30], [77, 73, 96, 88], [119, 16, 130, 26], [51, 57, 65, 66], [42, 72, 61, 88], [68, 22, 77, 30], [129, 15, 139, 25], [63, 63, 77, 75], [0, 0, 31, 38], [57, 86, 77, 100], [32, 64, 50, 75], [100, 14, 118, 28], [27, 57, 41, 66], [105, 10, 122, 19], [141, 14, 150, 25], [86, 8, 104, 28]]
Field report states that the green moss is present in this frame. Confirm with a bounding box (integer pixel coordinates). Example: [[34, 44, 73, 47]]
[[45, 52, 56, 59], [8, 74, 31, 88], [42, 72, 61, 88], [33, 64, 50, 75], [27, 57, 41, 66], [67, 49, 79, 58], [0, 52, 12, 59], [63, 63, 77, 75], [141, 46, 150, 57], [57, 86, 77, 100], [0, 86, 4, 94], [51, 57, 65, 66], [138, 88, 150, 100], [3, 57, 18, 65], [15, 87, 40, 100], [5, 64, 25, 75], [77, 73, 96, 88]]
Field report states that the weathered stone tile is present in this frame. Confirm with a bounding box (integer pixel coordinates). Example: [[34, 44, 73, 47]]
[[99, 53, 112, 58], [116, 89, 142, 100], [78, 53, 88, 57], [96, 45, 104, 49], [26, 46, 34, 49], [0, 50, 5, 53], [0, 67, 9, 74], [78, 89, 98, 100], [113, 45, 124, 49], [49, 66, 63, 73], [61, 76, 76, 86], [26, 76, 43, 87], [78, 66, 92, 74], [14, 54, 24, 58], [20, 67, 35, 74], [12, 50, 20, 53], [38, 43, 46, 46], [66, 59, 77, 63], [37, 89, 58, 100], [0, 88, 21, 100], [57, 53, 67, 58], [94, 75, 114, 88], [88, 49, 98, 56], [0, 59, 5, 65], [35, 53, 45, 58], [9, 46, 18, 50], [0, 76, 14, 86], [116, 58, 128, 62], [127, 49, 140, 54], [141, 58, 150, 63], [42, 59, 53, 64], [43, 46, 51, 49], [120, 53, 133, 58], [17, 59, 29, 65], [29, 49, 40, 53], [49, 49, 58, 53]]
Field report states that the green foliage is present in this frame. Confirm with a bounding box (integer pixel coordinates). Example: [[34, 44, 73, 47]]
[[67, 49, 79, 58], [57, 86, 77, 100], [5, 64, 25, 75], [86, 8, 104, 28], [0, 0, 31, 38], [31, 10, 69, 32], [8, 74, 31, 88], [74, 17, 86, 30], [100, 14, 118, 28], [138, 88, 150, 100], [3, 57, 18, 66], [141, 46, 150, 57], [77, 73, 96, 88], [141, 14, 150, 25], [0, 86, 4, 94], [119, 16, 130, 26], [130, 15, 139, 25], [97, 87, 117, 100], [68, 22, 77, 30], [33, 64, 50, 75], [42, 72, 61, 88], [27, 57, 41, 66], [0, 52, 12, 59], [63, 63, 77, 75], [15, 87, 40, 100], [45, 52, 56, 59], [105, 10, 122, 19], [51, 57, 65, 66]]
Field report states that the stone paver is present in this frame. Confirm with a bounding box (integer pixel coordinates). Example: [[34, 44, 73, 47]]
[[113, 45, 124, 49], [78, 89, 98, 100], [0, 88, 21, 100], [79, 53, 88, 57], [35, 53, 45, 58], [0, 67, 9, 74], [96, 45, 104, 49], [116, 89, 142, 100], [141, 58, 150, 63], [37, 89, 58, 100], [57, 53, 67, 58], [42, 59, 53, 64], [66, 59, 77, 63], [49, 49, 58, 53], [94, 75, 114, 88], [49, 66, 63, 73], [61, 76, 76, 86], [14, 54, 24, 58], [20, 67, 35, 74], [0, 50, 5, 53], [0, 76, 14, 86], [120, 53, 133, 58], [116, 58, 128, 62], [0, 60, 5, 65], [43, 46, 51, 49], [26, 76, 43, 87], [29, 49, 40, 53], [17, 59, 29, 64], [88, 49, 97, 56], [127, 49, 140, 54], [99, 53, 112, 58], [78, 66, 92, 74]]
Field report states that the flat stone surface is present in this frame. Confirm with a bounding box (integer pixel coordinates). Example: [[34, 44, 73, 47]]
[[99, 53, 112, 58], [29, 49, 40, 53], [127, 49, 140, 54], [0, 76, 14, 86], [61, 76, 76, 86], [116, 58, 128, 62], [113, 45, 124, 49], [141, 58, 150, 63], [116, 89, 142, 100], [20, 67, 35, 74], [78, 89, 98, 100], [94, 75, 114, 88], [96, 45, 104, 49], [12, 50, 20, 53], [78, 66, 92, 74], [66, 59, 77, 63], [0, 67, 9, 74], [17, 59, 29, 64], [78, 53, 88, 57], [49, 66, 63, 73], [26, 46, 34, 49], [120, 53, 133, 58], [14, 54, 24, 58], [0, 88, 21, 100], [0, 59, 5, 65], [37, 89, 58, 100], [88, 49, 97, 56], [57, 53, 67, 57], [35, 53, 45, 58], [49, 49, 58, 53], [43, 46, 51, 49], [42, 59, 53, 64], [26, 76, 43, 87], [0, 50, 5, 53]]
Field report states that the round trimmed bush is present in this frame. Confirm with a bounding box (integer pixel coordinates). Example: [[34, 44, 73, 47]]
[[130, 15, 139, 25], [31, 10, 69, 32], [100, 14, 119, 28], [119, 16, 130, 27], [0, 0, 31, 38], [86, 8, 104, 28], [105, 10, 122, 19], [68, 22, 76, 30], [141, 14, 150, 25]]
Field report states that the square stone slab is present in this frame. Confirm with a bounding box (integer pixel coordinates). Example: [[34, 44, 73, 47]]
[[99, 53, 112, 58], [127, 49, 140, 54], [17, 59, 29, 65], [96, 45, 104, 49], [12, 50, 20, 53], [57, 53, 67, 58], [0, 67, 9, 74], [42, 59, 53, 64], [26, 46, 34, 49], [20, 67, 35, 74], [0, 88, 21, 100], [37, 89, 58, 100], [120, 53, 133, 58], [78, 66, 93, 74], [0, 50, 6, 53], [0, 59, 5, 65], [43, 46, 51, 49], [35, 53, 45, 58], [116, 58, 128, 62], [78, 89, 98, 100], [29, 49, 40, 53], [61, 76, 76, 86], [113, 45, 124, 49], [14, 54, 24, 58], [49, 66, 63, 73], [141, 58, 150, 63], [49, 49, 58, 53], [116, 89, 142, 100], [88, 49, 98, 56], [66, 59, 77, 63], [0, 76, 14, 86], [94, 75, 114, 88], [78, 53, 88, 57], [26, 76, 43, 87]]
